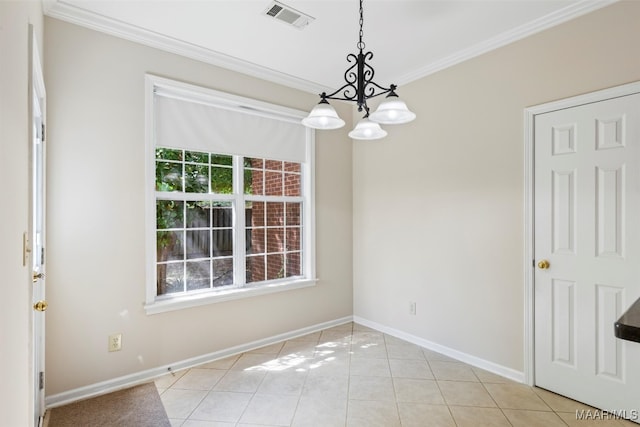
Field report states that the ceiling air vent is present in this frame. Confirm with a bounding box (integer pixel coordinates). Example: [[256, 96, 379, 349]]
[[263, 1, 315, 30]]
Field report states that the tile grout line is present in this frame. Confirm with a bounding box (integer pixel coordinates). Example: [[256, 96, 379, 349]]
[[159, 322, 603, 427], [476, 378, 516, 427], [382, 335, 403, 426], [182, 366, 212, 425], [430, 366, 462, 427], [344, 322, 354, 427]]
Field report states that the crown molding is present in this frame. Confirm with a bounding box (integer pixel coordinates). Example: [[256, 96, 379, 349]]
[[43, 0, 617, 92], [42, 0, 327, 95], [395, 0, 618, 86]]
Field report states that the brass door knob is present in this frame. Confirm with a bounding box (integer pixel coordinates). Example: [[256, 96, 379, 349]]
[[33, 300, 48, 312], [537, 260, 550, 269]]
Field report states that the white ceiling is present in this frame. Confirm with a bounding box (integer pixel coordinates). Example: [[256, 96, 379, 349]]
[[43, 0, 615, 95]]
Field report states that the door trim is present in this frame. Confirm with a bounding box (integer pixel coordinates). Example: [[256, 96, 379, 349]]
[[523, 80, 640, 386], [29, 24, 46, 426]]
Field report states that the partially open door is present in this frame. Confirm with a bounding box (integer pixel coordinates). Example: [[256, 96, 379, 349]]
[[29, 26, 47, 427]]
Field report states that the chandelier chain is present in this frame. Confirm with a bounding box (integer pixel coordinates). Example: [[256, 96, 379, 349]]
[[357, 0, 365, 51]]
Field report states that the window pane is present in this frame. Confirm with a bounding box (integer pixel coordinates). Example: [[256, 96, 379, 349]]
[[212, 154, 232, 166], [212, 229, 233, 257], [213, 258, 233, 287], [211, 166, 233, 194], [185, 150, 208, 164], [284, 173, 301, 196], [156, 148, 183, 161], [286, 252, 301, 277], [245, 223, 252, 253], [247, 227, 265, 255], [267, 228, 284, 254], [264, 171, 283, 196], [157, 231, 183, 261], [157, 200, 184, 229], [246, 255, 265, 283], [186, 201, 210, 228], [245, 157, 263, 169], [243, 168, 253, 194], [266, 202, 284, 227], [247, 169, 263, 195], [186, 230, 210, 259], [158, 262, 184, 294], [266, 254, 284, 280], [185, 163, 209, 193], [156, 161, 182, 192], [284, 161, 301, 173], [286, 203, 301, 226], [186, 260, 210, 291], [212, 203, 232, 227], [286, 227, 301, 252], [265, 159, 283, 171], [248, 202, 265, 227]]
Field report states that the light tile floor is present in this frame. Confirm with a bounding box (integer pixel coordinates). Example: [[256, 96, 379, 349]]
[[155, 322, 637, 427]]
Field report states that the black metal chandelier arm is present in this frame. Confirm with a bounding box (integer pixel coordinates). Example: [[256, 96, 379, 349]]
[[321, 80, 394, 102], [323, 82, 359, 102], [364, 80, 394, 98]]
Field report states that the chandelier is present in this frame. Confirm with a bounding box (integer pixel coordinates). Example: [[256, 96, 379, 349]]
[[302, 0, 416, 140]]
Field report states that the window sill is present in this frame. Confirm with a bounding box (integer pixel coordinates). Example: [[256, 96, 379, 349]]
[[144, 278, 318, 315]]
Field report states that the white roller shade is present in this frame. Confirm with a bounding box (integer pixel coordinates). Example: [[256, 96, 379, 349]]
[[155, 93, 307, 162]]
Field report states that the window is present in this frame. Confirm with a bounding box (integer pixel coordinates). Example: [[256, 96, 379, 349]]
[[155, 150, 235, 295], [145, 75, 315, 314], [244, 158, 303, 284]]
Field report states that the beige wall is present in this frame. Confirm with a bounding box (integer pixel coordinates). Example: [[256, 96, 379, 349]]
[[44, 17, 353, 395], [37, 0, 640, 400], [353, 1, 640, 373], [0, 1, 44, 425]]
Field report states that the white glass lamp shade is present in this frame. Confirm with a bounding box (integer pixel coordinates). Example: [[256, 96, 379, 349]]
[[302, 100, 345, 130], [348, 117, 388, 140], [369, 93, 416, 125]]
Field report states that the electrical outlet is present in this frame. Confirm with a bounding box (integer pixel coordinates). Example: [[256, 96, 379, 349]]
[[108, 333, 122, 352], [409, 302, 416, 315]]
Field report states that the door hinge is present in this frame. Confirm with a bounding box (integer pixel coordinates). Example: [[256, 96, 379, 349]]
[[23, 232, 31, 267], [39, 371, 44, 390], [41, 123, 45, 142], [41, 247, 45, 265]]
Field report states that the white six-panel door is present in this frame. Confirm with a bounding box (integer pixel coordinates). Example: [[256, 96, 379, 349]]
[[534, 91, 640, 417]]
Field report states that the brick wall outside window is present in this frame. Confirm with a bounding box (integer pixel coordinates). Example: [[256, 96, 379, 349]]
[[247, 158, 301, 283]]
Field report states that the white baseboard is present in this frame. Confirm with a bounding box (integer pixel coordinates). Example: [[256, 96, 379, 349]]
[[45, 316, 353, 408], [353, 315, 525, 384], [47, 314, 524, 408]]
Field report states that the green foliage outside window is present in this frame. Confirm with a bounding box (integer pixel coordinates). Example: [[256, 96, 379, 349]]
[[154, 148, 300, 295], [155, 149, 237, 233], [156, 148, 234, 193]]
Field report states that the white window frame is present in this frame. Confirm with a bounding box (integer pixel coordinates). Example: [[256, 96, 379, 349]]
[[144, 75, 316, 315]]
